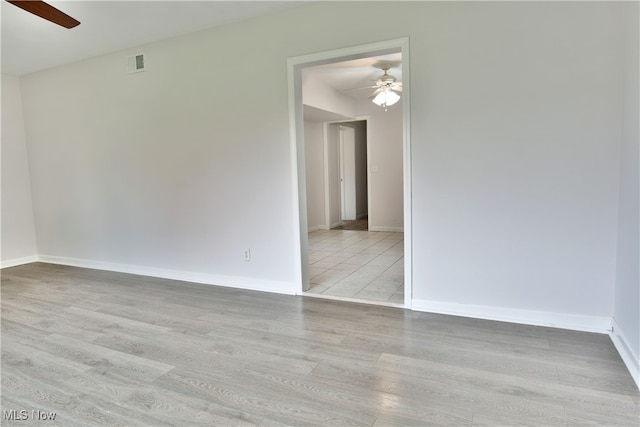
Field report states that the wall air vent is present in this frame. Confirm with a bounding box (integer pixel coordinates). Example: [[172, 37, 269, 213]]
[[126, 53, 145, 73]]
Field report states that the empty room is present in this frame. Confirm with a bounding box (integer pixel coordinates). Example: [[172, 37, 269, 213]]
[[1, 1, 639, 426]]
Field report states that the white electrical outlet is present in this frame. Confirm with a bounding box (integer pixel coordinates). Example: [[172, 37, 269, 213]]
[[243, 248, 251, 262]]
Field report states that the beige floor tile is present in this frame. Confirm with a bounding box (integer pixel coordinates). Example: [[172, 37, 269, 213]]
[[331, 263, 361, 273], [388, 293, 405, 303], [307, 282, 335, 294], [309, 251, 335, 262], [343, 253, 378, 265], [306, 230, 405, 304], [367, 254, 402, 268], [309, 267, 327, 279], [364, 279, 403, 293], [354, 290, 395, 301], [323, 286, 360, 298], [323, 254, 354, 263], [311, 269, 351, 285], [311, 260, 339, 270]]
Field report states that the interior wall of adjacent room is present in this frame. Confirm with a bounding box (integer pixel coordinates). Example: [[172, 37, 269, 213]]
[[303, 76, 399, 230], [613, 0, 640, 376], [326, 123, 341, 229], [355, 97, 403, 231], [302, 74, 356, 118], [18, 2, 627, 320], [1, 74, 38, 265], [353, 120, 368, 220], [304, 120, 325, 230]]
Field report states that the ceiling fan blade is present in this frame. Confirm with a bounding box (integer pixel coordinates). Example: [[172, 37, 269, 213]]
[[344, 85, 378, 92], [368, 88, 384, 100], [6, 0, 80, 28]]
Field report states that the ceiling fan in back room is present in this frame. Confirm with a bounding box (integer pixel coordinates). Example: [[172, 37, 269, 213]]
[[6, 0, 80, 28], [346, 63, 403, 111]]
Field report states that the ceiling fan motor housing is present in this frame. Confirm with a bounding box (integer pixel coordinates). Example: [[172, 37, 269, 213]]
[[378, 72, 397, 86]]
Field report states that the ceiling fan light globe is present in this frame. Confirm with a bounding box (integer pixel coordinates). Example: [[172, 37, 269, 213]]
[[372, 90, 400, 107], [371, 93, 385, 106], [386, 91, 401, 106]]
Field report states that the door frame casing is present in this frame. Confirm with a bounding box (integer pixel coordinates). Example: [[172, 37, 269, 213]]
[[287, 38, 412, 306]]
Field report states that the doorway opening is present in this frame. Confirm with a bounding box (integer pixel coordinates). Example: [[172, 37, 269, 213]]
[[339, 124, 359, 225], [288, 38, 412, 307], [332, 121, 368, 231]]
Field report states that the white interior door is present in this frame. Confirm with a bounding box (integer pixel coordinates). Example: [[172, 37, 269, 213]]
[[339, 126, 357, 220]]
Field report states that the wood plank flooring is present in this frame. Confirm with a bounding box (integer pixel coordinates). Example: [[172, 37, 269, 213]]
[[1, 263, 638, 426]]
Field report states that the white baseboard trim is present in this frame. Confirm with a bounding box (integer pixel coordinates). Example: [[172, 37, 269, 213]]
[[308, 225, 327, 232], [411, 299, 612, 333], [610, 318, 640, 390], [1, 255, 39, 269], [330, 221, 342, 229], [37, 255, 297, 296], [369, 226, 404, 232]]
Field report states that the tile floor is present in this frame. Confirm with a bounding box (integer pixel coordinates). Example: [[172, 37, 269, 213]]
[[306, 229, 404, 304]]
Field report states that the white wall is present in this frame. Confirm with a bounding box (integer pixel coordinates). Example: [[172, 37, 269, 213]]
[[356, 99, 403, 231], [405, 2, 624, 327], [326, 123, 341, 228], [1, 74, 38, 267], [353, 120, 368, 219], [19, 17, 304, 292], [302, 74, 356, 119], [612, 1, 640, 387], [17, 2, 630, 329], [304, 120, 325, 230]]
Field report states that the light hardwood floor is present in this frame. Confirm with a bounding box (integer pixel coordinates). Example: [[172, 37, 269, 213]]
[[1, 263, 638, 426]]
